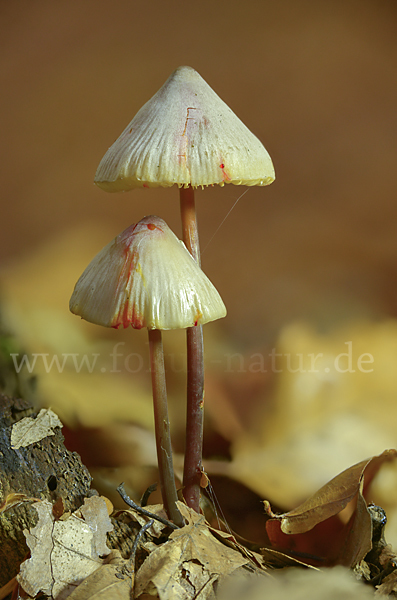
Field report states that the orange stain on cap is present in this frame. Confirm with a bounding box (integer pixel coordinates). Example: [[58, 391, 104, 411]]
[[194, 309, 203, 326]]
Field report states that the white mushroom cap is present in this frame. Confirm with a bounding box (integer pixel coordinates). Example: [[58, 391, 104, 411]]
[[95, 66, 275, 191], [69, 216, 226, 330]]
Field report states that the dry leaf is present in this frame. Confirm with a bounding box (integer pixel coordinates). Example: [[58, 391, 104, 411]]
[[338, 481, 372, 567], [376, 570, 397, 596], [265, 510, 347, 567], [134, 503, 249, 600], [17, 496, 113, 600], [208, 526, 314, 571], [266, 450, 397, 536], [11, 408, 63, 449], [18, 500, 55, 597], [67, 550, 132, 600], [66, 564, 131, 600]]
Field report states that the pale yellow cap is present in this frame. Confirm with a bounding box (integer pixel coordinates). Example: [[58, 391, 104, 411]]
[[69, 216, 227, 330], [94, 66, 275, 191]]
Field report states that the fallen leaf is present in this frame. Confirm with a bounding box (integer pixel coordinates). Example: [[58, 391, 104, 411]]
[[10, 408, 63, 449], [206, 528, 264, 570], [265, 511, 347, 567], [18, 500, 55, 597], [208, 526, 315, 570], [376, 570, 397, 596], [67, 550, 132, 600], [266, 450, 397, 535], [17, 496, 113, 600], [134, 503, 249, 600], [338, 480, 372, 567]]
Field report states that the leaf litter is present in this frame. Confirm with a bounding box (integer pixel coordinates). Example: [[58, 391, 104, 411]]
[[126, 502, 261, 600], [265, 450, 396, 536], [12, 450, 397, 598]]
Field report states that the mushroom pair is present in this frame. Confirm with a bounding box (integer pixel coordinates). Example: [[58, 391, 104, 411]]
[[70, 66, 274, 523], [70, 215, 226, 526]]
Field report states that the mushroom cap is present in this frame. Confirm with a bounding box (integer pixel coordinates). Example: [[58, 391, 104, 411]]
[[94, 66, 275, 191], [69, 216, 227, 330]]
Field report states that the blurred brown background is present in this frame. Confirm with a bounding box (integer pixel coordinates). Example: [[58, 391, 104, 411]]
[[2, 0, 397, 342], [2, 0, 397, 541]]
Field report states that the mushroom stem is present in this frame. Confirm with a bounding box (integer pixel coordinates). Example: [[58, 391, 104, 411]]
[[148, 328, 184, 527], [180, 185, 201, 265], [180, 185, 205, 513], [184, 325, 205, 511]]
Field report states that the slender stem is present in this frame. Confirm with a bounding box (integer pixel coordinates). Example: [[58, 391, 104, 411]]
[[180, 185, 201, 265], [180, 185, 205, 513], [184, 326, 204, 511], [148, 328, 184, 527]]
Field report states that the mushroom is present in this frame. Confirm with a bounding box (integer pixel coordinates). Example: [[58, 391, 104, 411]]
[[69, 215, 226, 526], [94, 66, 275, 511]]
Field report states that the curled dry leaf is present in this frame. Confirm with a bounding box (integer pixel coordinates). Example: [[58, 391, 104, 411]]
[[17, 496, 113, 600], [265, 449, 397, 535], [10, 408, 63, 449]]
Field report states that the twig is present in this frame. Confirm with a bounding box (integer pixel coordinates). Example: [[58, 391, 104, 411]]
[[117, 483, 180, 530], [129, 518, 154, 569], [140, 483, 158, 507]]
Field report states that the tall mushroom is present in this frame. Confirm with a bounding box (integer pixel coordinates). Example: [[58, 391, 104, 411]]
[[69, 215, 226, 526], [94, 66, 275, 511]]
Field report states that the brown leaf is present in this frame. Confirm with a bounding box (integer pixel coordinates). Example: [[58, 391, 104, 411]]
[[338, 481, 372, 567], [265, 512, 347, 566], [134, 503, 249, 600], [206, 527, 266, 570], [207, 524, 314, 571], [67, 551, 132, 600], [266, 449, 397, 535], [376, 570, 397, 596], [66, 565, 131, 600]]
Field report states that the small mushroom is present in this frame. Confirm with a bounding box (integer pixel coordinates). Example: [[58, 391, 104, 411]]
[[94, 65, 275, 511], [70, 215, 226, 525]]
